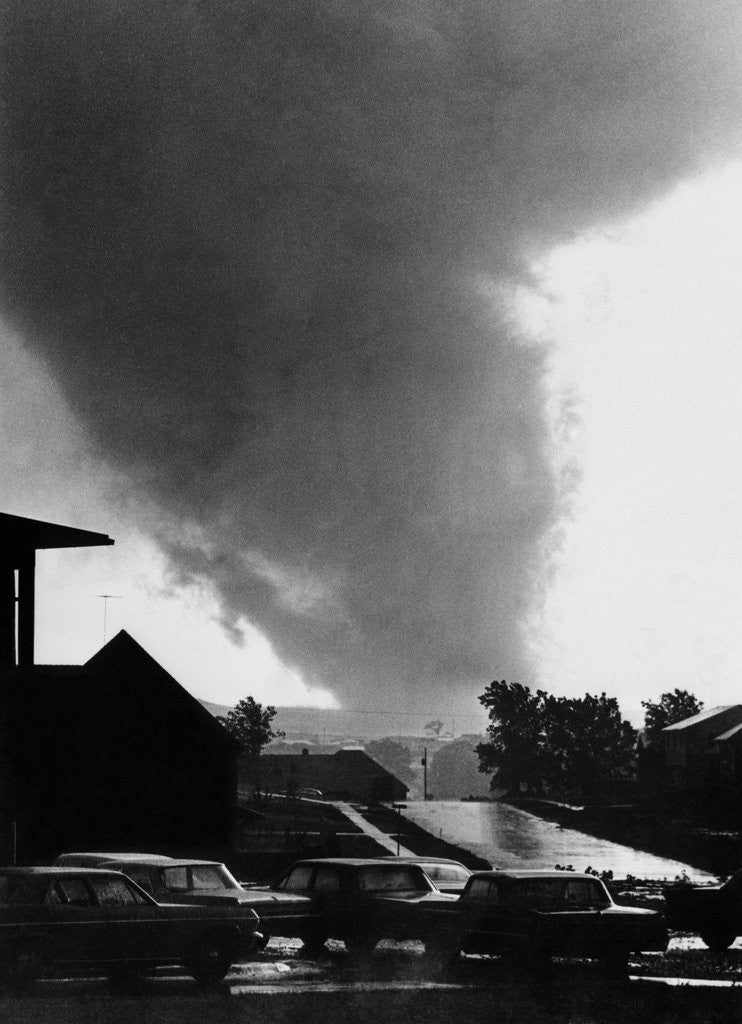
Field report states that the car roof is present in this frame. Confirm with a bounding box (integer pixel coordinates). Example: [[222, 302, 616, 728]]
[[291, 858, 419, 867], [57, 852, 173, 861], [389, 857, 469, 867], [469, 869, 600, 882], [0, 866, 133, 876], [100, 858, 222, 868]]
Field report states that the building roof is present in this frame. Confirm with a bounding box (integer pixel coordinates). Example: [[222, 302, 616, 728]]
[[260, 749, 408, 796], [714, 722, 742, 743], [0, 511, 113, 556], [662, 706, 741, 732], [0, 629, 239, 754]]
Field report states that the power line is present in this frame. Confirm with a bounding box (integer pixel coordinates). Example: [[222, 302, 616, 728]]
[[276, 706, 484, 722]]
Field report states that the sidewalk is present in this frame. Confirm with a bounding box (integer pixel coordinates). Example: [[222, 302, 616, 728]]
[[333, 802, 416, 856]]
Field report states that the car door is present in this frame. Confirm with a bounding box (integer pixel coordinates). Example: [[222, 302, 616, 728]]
[[259, 864, 320, 939], [43, 876, 107, 964], [309, 865, 345, 937], [536, 879, 604, 955], [86, 874, 166, 963], [460, 878, 523, 953]]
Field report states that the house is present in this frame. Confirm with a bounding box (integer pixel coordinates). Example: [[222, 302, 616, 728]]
[[258, 749, 408, 804], [662, 705, 742, 791], [0, 630, 240, 864], [712, 722, 742, 788], [0, 512, 244, 864]]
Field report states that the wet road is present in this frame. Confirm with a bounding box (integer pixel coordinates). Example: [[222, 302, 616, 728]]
[[401, 800, 716, 880]]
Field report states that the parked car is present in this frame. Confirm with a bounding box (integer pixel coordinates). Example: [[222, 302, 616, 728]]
[[427, 869, 668, 970], [0, 866, 261, 988], [388, 857, 473, 894], [97, 857, 251, 905], [55, 852, 174, 867], [664, 870, 742, 950], [97, 856, 320, 950], [263, 857, 458, 953]]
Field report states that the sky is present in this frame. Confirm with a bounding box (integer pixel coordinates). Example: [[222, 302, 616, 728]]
[[0, 2, 741, 732]]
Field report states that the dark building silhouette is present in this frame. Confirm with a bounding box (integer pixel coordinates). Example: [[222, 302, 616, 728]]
[[259, 750, 408, 804], [0, 631, 240, 863], [0, 512, 113, 667], [0, 513, 239, 864]]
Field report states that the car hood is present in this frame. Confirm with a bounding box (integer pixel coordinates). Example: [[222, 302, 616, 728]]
[[602, 904, 665, 918], [163, 891, 260, 905], [371, 891, 459, 905], [226, 890, 315, 907]]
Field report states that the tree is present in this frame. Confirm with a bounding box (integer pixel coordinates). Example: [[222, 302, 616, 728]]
[[477, 680, 638, 801], [542, 692, 637, 801], [476, 680, 550, 793], [425, 719, 445, 737], [641, 690, 704, 748], [429, 740, 490, 799], [222, 697, 284, 796], [365, 739, 416, 785], [222, 696, 284, 757]]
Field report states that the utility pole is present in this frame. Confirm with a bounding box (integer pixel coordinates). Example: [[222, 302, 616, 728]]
[[392, 802, 406, 854], [422, 747, 428, 801]]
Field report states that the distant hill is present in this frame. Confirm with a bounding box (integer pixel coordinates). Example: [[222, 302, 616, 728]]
[[197, 699, 486, 743]]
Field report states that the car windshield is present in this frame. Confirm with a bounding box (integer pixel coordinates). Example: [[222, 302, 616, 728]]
[[161, 864, 236, 892], [514, 878, 609, 910], [358, 866, 427, 892], [190, 865, 240, 890], [421, 864, 470, 883]]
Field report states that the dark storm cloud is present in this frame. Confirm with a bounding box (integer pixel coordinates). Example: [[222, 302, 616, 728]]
[[1, 1, 740, 710]]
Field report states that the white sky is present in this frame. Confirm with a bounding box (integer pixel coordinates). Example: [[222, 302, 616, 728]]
[[3, 159, 741, 727], [519, 159, 742, 724], [0, 329, 335, 708]]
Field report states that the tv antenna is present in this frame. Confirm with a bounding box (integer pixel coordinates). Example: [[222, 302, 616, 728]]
[[97, 594, 122, 643]]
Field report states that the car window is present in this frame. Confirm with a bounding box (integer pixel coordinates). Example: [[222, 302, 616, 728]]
[[122, 866, 154, 893], [90, 876, 145, 906], [51, 878, 94, 907], [423, 865, 470, 883], [464, 878, 493, 902], [518, 880, 564, 910], [564, 880, 610, 909], [313, 867, 340, 893], [161, 867, 189, 892], [281, 866, 314, 892], [358, 866, 424, 892]]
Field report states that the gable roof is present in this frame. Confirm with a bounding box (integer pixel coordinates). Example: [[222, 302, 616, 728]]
[[0, 630, 239, 753], [260, 749, 408, 794], [85, 630, 240, 751], [715, 722, 742, 743], [662, 705, 742, 732]]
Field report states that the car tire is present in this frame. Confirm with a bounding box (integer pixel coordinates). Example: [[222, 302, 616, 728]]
[[107, 966, 141, 989], [1, 945, 47, 991], [602, 947, 630, 980], [700, 929, 736, 952], [424, 936, 459, 969], [344, 931, 378, 955], [186, 933, 234, 985], [301, 929, 327, 956]]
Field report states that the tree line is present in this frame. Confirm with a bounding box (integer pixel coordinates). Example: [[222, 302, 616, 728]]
[[217, 686, 703, 804], [475, 681, 702, 802]]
